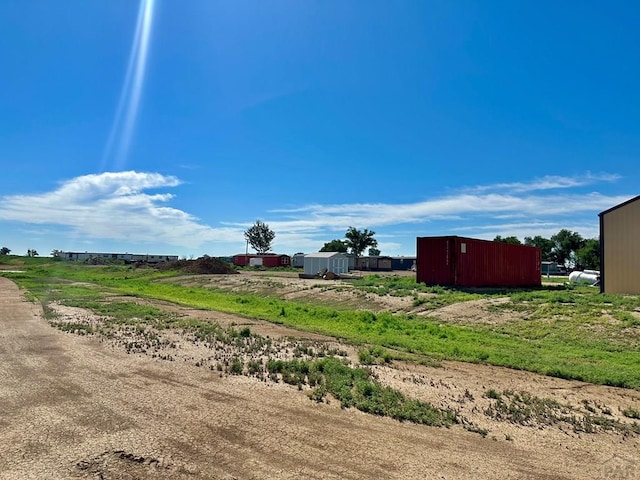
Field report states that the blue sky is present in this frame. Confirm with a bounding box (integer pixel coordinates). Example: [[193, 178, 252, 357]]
[[1, 1, 638, 258]]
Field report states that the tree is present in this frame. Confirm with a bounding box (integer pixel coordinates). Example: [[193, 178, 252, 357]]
[[0, 247, 10, 255], [244, 220, 275, 254], [550, 229, 585, 268], [368, 247, 381, 256], [575, 238, 600, 270], [344, 227, 377, 263], [524, 235, 554, 261], [493, 235, 522, 245], [319, 239, 348, 253], [26, 249, 39, 257]]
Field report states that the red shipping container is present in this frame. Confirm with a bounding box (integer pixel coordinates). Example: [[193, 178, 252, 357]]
[[233, 254, 291, 267], [416, 236, 541, 287]]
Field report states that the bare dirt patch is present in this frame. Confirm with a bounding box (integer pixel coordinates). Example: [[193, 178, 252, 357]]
[[164, 271, 419, 313], [3, 276, 640, 479], [164, 270, 532, 322], [427, 297, 524, 324], [48, 298, 640, 437]]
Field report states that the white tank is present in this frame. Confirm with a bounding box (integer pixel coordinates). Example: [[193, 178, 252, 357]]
[[568, 270, 600, 285]]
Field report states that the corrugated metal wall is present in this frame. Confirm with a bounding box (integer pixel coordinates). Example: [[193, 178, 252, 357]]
[[600, 197, 640, 294], [262, 256, 280, 267], [417, 236, 541, 287], [233, 255, 249, 266]]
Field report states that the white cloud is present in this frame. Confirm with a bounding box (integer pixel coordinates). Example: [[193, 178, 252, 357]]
[[464, 172, 620, 194], [266, 192, 630, 232], [0, 171, 241, 248], [252, 173, 629, 251], [0, 170, 629, 255]]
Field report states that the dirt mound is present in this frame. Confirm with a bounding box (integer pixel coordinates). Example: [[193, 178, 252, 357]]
[[156, 257, 237, 275]]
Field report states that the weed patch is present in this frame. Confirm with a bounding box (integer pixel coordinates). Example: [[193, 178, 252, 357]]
[[484, 389, 639, 435], [266, 357, 458, 427]]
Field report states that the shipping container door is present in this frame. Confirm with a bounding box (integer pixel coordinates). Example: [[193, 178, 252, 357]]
[[417, 237, 454, 285]]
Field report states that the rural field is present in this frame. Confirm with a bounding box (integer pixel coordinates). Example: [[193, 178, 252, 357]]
[[1, 257, 639, 480]]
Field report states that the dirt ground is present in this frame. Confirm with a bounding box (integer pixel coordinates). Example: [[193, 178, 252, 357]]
[[1, 275, 639, 480]]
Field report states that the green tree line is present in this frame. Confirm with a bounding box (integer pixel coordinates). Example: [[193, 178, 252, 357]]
[[494, 229, 599, 270]]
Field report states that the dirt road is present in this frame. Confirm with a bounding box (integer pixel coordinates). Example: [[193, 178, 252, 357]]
[[0, 277, 636, 479]]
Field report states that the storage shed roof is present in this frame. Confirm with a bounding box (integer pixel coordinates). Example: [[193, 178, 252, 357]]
[[305, 252, 347, 258]]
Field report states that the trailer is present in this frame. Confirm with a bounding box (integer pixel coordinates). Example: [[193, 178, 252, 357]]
[[232, 254, 291, 267]]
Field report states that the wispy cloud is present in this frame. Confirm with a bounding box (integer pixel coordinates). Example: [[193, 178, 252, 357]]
[[0, 171, 241, 248], [464, 172, 620, 194], [267, 192, 630, 231], [259, 173, 629, 250], [0, 171, 631, 254]]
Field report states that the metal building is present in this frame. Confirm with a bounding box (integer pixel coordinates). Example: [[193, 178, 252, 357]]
[[391, 256, 416, 271], [599, 195, 640, 294], [57, 251, 178, 263], [416, 236, 541, 287], [356, 256, 393, 271], [541, 261, 566, 276], [303, 252, 349, 276]]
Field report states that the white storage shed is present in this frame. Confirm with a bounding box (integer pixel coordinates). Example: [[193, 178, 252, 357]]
[[303, 252, 349, 276]]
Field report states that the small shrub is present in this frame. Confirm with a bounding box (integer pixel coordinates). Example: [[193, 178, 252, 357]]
[[464, 425, 489, 437], [622, 407, 640, 419], [309, 385, 327, 402], [229, 357, 244, 375], [358, 349, 374, 365], [412, 297, 427, 307], [247, 359, 262, 375], [358, 346, 393, 365], [485, 389, 501, 400]]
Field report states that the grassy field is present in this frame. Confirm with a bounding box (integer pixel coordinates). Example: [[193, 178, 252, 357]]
[[2, 257, 640, 389]]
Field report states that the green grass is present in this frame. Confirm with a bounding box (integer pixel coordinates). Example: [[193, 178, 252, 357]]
[[267, 357, 458, 426], [351, 274, 483, 305], [540, 275, 570, 283], [3, 263, 640, 389], [0, 255, 55, 267]]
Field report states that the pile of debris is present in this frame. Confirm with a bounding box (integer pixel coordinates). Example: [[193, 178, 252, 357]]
[[155, 257, 237, 275], [298, 269, 341, 280]]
